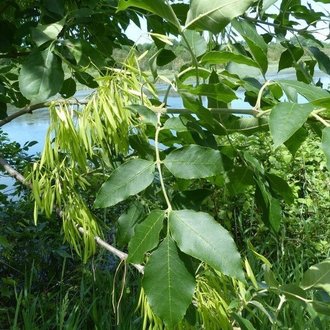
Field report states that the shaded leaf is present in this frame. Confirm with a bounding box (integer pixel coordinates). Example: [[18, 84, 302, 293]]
[[227, 166, 254, 195], [278, 45, 304, 72], [0, 102, 7, 120], [284, 127, 308, 156], [143, 236, 195, 327], [269, 197, 281, 233], [169, 209, 244, 280], [269, 102, 314, 148], [94, 159, 155, 208], [232, 20, 268, 74], [128, 210, 165, 263], [60, 77, 76, 98], [117, 202, 145, 246], [309, 47, 330, 75], [280, 284, 307, 302], [157, 49, 176, 66], [233, 313, 256, 330], [164, 145, 223, 179], [312, 300, 330, 315], [74, 71, 98, 88], [266, 173, 294, 204]]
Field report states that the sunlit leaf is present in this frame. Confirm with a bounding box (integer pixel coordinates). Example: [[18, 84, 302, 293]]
[[182, 30, 207, 57], [94, 159, 155, 208], [143, 236, 195, 327], [279, 80, 329, 101], [269, 102, 314, 148], [301, 258, 330, 294], [164, 145, 223, 179], [19, 48, 64, 103], [201, 51, 259, 68], [185, 0, 255, 33], [31, 20, 64, 46], [321, 127, 330, 170], [169, 209, 244, 280]]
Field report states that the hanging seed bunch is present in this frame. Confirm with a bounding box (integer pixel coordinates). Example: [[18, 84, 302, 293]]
[[30, 53, 153, 260]]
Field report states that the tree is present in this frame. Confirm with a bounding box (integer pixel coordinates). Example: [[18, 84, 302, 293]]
[[1, 0, 330, 327]]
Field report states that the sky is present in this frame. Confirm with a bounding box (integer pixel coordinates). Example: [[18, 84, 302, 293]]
[[124, 0, 330, 43]]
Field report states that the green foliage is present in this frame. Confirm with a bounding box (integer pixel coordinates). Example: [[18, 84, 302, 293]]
[[95, 159, 156, 208], [143, 236, 195, 327], [269, 102, 315, 148], [169, 210, 244, 280], [163, 145, 223, 179], [1, 0, 330, 328]]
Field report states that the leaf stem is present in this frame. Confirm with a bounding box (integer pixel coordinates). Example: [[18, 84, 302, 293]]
[[254, 80, 271, 112], [312, 112, 330, 127], [155, 112, 172, 212]]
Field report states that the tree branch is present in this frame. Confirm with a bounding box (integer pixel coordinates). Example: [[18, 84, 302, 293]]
[[0, 100, 89, 128], [0, 156, 144, 274]]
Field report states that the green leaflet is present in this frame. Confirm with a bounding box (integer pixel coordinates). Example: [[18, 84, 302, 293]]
[[19, 48, 64, 103], [94, 159, 155, 208], [182, 30, 207, 57], [156, 49, 176, 66], [232, 20, 268, 75], [321, 127, 330, 171], [279, 80, 329, 101], [31, 20, 64, 47], [185, 0, 255, 33], [201, 51, 259, 68], [163, 144, 223, 179], [309, 46, 330, 76], [143, 236, 195, 327], [269, 102, 315, 148], [117, 0, 180, 29], [117, 202, 145, 247], [169, 209, 244, 281], [181, 83, 237, 103], [301, 258, 330, 294], [128, 210, 165, 263], [266, 173, 294, 204]]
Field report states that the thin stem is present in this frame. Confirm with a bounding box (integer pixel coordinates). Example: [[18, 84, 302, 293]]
[[254, 80, 272, 112], [181, 32, 201, 87], [154, 112, 172, 211], [312, 112, 330, 128], [167, 107, 259, 116]]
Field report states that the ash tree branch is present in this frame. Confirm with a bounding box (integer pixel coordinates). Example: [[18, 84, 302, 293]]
[[0, 156, 144, 274]]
